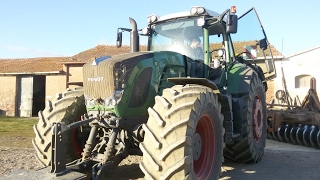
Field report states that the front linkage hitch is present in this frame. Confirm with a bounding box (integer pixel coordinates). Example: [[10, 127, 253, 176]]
[[49, 114, 124, 180]]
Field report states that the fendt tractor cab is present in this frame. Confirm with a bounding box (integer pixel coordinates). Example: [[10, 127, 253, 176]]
[[32, 6, 276, 180]]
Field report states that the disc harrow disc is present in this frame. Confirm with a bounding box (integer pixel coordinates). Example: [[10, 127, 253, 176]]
[[277, 122, 287, 142], [310, 125, 319, 149], [267, 132, 274, 139], [284, 123, 293, 143], [272, 131, 279, 141], [302, 125, 312, 147], [296, 124, 305, 146], [290, 125, 298, 145], [317, 129, 320, 148], [267, 119, 274, 140]]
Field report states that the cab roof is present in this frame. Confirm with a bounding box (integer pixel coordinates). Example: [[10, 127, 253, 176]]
[[155, 6, 221, 22]]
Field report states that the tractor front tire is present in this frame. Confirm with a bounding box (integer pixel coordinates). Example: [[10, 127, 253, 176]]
[[140, 85, 225, 180], [32, 88, 87, 166], [224, 75, 267, 163]]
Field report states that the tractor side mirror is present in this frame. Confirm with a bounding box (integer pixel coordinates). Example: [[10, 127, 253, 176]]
[[258, 38, 268, 50], [226, 15, 238, 34], [116, 32, 122, 48]]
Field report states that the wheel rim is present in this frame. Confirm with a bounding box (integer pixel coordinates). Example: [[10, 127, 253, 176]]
[[193, 114, 215, 179], [72, 116, 85, 158], [72, 127, 84, 158], [252, 96, 263, 143]]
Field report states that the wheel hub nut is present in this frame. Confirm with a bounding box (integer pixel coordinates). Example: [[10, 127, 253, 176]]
[[193, 133, 202, 161]]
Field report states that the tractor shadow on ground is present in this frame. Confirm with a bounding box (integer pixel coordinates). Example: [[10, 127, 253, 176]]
[[220, 139, 320, 180], [104, 164, 144, 180]]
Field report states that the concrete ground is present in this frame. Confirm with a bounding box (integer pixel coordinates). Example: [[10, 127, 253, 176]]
[[2, 139, 319, 180], [220, 139, 320, 180]]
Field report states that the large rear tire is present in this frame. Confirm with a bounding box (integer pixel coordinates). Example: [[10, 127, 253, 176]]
[[224, 75, 267, 163], [32, 88, 87, 166], [140, 85, 225, 180]]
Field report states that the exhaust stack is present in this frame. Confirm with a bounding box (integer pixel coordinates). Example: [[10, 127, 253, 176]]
[[129, 17, 139, 52]]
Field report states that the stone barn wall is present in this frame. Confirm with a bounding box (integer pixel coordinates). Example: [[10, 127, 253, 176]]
[[0, 76, 17, 116]]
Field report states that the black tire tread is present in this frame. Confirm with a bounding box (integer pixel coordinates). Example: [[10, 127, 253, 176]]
[[140, 85, 224, 180], [224, 75, 267, 163], [32, 88, 85, 166]]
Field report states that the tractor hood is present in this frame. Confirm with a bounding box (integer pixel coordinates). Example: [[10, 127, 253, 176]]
[[83, 52, 154, 102], [83, 50, 187, 117]]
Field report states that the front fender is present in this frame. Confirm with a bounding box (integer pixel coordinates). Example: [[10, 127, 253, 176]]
[[167, 77, 223, 105]]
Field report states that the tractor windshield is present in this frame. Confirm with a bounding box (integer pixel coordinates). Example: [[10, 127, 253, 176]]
[[149, 18, 204, 60]]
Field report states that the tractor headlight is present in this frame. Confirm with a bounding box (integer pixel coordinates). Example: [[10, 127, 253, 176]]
[[141, 27, 149, 35], [190, 6, 206, 15], [85, 90, 123, 108], [85, 94, 96, 108], [104, 90, 123, 107], [114, 64, 126, 89], [147, 14, 158, 24], [191, 7, 197, 15], [197, 7, 205, 14], [110, 99, 117, 106], [197, 18, 205, 26], [114, 90, 123, 99]]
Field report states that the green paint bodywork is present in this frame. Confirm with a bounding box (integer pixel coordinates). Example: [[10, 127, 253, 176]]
[[220, 63, 253, 95], [86, 51, 187, 117], [85, 8, 270, 119], [203, 28, 210, 77]]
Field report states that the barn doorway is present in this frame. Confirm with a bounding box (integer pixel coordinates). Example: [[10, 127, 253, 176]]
[[17, 75, 46, 117], [32, 75, 46, 116]]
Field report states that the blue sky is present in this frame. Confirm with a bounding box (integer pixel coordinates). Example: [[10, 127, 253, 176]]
[[0, 0, 319, 59]]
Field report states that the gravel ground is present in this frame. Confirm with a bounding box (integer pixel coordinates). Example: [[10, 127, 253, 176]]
[[1, 140, 320, 180], [0, 147, 42, 176], [0, 146, 144, 180]]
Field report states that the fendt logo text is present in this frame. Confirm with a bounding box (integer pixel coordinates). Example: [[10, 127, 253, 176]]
[[88, 77, 104, 82]]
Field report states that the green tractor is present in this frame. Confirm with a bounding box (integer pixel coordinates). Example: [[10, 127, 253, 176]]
[[32, 6, 276, 179]]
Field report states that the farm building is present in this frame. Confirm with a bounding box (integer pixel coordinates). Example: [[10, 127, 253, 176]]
[[0, 45, 132, 116], [0, 43, 280, 117], [272, 46, 320, 105]]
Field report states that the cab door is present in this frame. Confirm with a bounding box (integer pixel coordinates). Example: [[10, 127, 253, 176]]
[[231, 8, 277, 80]]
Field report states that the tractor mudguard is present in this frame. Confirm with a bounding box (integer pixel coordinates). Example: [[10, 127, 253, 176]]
[[223, 63, 263, 96], [221, 63, 267, 142], [223, 63, 267, 163], [168, 77, 223, 105]]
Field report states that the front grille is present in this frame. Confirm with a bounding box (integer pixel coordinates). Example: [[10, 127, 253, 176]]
[[83, 52, 153, 99]]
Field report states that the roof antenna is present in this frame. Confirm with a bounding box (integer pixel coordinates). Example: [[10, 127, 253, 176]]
[[281, 38, 284, 56]]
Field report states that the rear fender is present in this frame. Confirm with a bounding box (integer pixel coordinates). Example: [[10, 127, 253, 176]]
[[223, 63, 261, 96]]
